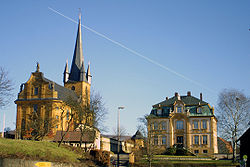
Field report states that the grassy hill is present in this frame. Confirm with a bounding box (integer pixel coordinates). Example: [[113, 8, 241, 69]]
[[0, 138, 86, 163]]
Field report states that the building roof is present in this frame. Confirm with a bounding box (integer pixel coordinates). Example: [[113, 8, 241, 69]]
[[153, 95, 207, 107], [43, 77, 79, 102], [150, 92, 214, 117], [238, 127, 250, 141], [217, 137, 233, 154], [53, 130, 95, 143], [101, 135, 131, 142], [131, 130, 144, 140]]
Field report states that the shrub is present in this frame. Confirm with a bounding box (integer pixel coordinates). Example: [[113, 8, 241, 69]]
[[90, 149, 110, 166], [165, 147, 176, 155]]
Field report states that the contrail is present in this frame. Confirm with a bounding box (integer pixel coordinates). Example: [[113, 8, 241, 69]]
[[48, 7, 216, 94]]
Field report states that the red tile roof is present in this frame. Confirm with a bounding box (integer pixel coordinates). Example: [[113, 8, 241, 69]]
[[53, 130, 95, 143]]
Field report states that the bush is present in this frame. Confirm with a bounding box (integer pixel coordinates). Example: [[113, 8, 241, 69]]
[[165, 147, 176, 155], [176, 148, 187, 155], [90, 149, 110, 166]]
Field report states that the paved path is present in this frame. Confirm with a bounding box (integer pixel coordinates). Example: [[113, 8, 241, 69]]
[[110, 154, 129, 167]]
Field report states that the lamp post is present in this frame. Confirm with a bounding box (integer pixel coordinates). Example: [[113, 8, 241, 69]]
[[117, 106, 124, 167]]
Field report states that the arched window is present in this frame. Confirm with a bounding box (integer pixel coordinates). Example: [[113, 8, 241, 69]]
[[71, 86, 75, 91], [177, 106, 182, 113]]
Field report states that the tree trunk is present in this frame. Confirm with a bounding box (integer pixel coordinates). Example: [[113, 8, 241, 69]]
[[232, 138, 237, 162]]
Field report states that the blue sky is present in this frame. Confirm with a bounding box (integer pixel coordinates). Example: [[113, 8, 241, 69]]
[[0, 0, 249, 135]]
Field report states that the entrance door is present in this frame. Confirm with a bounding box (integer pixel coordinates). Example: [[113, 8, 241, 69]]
[[176, 136, 184, 144]]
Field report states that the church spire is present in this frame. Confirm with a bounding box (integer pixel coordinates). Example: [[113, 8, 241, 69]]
[[63, 60, 69, 83], [86, 61, 92, 84], [68, 11, 85, 82]]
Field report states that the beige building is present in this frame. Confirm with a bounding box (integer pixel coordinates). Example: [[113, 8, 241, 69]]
[[147, 92, 218, 156]]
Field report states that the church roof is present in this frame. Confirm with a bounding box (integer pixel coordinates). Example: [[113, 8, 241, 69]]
[[43, 78, 78, 102]]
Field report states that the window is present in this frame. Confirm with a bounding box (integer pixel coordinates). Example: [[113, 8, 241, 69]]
[[194, 150, 199, 154], [154, 122, 158, 130], [193, 120, 199, 129], [202, 135, 207, 145], [151, 124, 154, 130], [56, 115, 59, 119], [66, 110, 70, 120], [34, 87, 38, 95], [176, 120, 184, 129], [203, 150, 208, 154], [162, 136, 166, 145], [33, 104, 38, 113], [157, 109, 162, 115], [194, 136, 199, 145], [177, 136, 184, 144], [197, 107, 202, 113], [71, 86, 75, 91], [161, 121, 166, 130], [56, 125, 58, 129], [154, 136, 158, 145], [177, 107, 182, 113], [202, 120, 207, 129]]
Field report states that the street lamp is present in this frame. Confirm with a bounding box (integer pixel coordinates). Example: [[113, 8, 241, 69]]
[[117, 106, 124, 167]]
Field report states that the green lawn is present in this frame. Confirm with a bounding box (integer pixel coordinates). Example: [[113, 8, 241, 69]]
[[0, 138, 82, 163]]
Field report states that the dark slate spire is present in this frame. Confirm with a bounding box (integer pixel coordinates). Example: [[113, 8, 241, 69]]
[[79, 63, 86, 81], [86, 61, 92, 84], [69, 12, 85, 82], [63, 60, 69, 83]]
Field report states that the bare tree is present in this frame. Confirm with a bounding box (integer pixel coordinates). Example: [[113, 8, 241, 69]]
[[0, 67, 14, 108], [217, 89, 250, 162], [137, 114, 155, 167], [24, 111, 58, 140], [112, 125, 128, 137], [57, 96, 76, 147], [91, 91, 108, 133], [72, 89, 107, 150]]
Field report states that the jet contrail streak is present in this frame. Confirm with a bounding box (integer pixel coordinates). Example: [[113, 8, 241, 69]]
[[48, 7, 216, 94]]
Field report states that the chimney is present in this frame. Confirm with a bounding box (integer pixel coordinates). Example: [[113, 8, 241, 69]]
[[200, 93, 203, 101], [175, 92, 178, 97], [187, 91, 191, 96], [166, 97, 168, 100]]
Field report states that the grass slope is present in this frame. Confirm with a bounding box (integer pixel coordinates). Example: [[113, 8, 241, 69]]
[[0, 138, 81, 163]]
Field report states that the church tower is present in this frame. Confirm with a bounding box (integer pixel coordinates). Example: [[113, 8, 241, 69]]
[[64, 12, 91, 103]]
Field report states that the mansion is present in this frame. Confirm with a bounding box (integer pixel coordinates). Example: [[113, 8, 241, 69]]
[[15, 13, 92, 139], [147, 92, 218, 156]]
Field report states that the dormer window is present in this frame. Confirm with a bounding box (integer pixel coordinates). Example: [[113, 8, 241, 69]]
[[197, 107, 202, 113], [157, 109, 162, 115], [177, 107, 182, 113]]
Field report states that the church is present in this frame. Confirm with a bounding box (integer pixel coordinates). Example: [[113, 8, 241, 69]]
[[15, 13, 92, 139]]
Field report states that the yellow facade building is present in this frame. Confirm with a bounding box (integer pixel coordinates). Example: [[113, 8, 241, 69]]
[[15, 14, 92, 139], [147, 92, 218, 156]]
